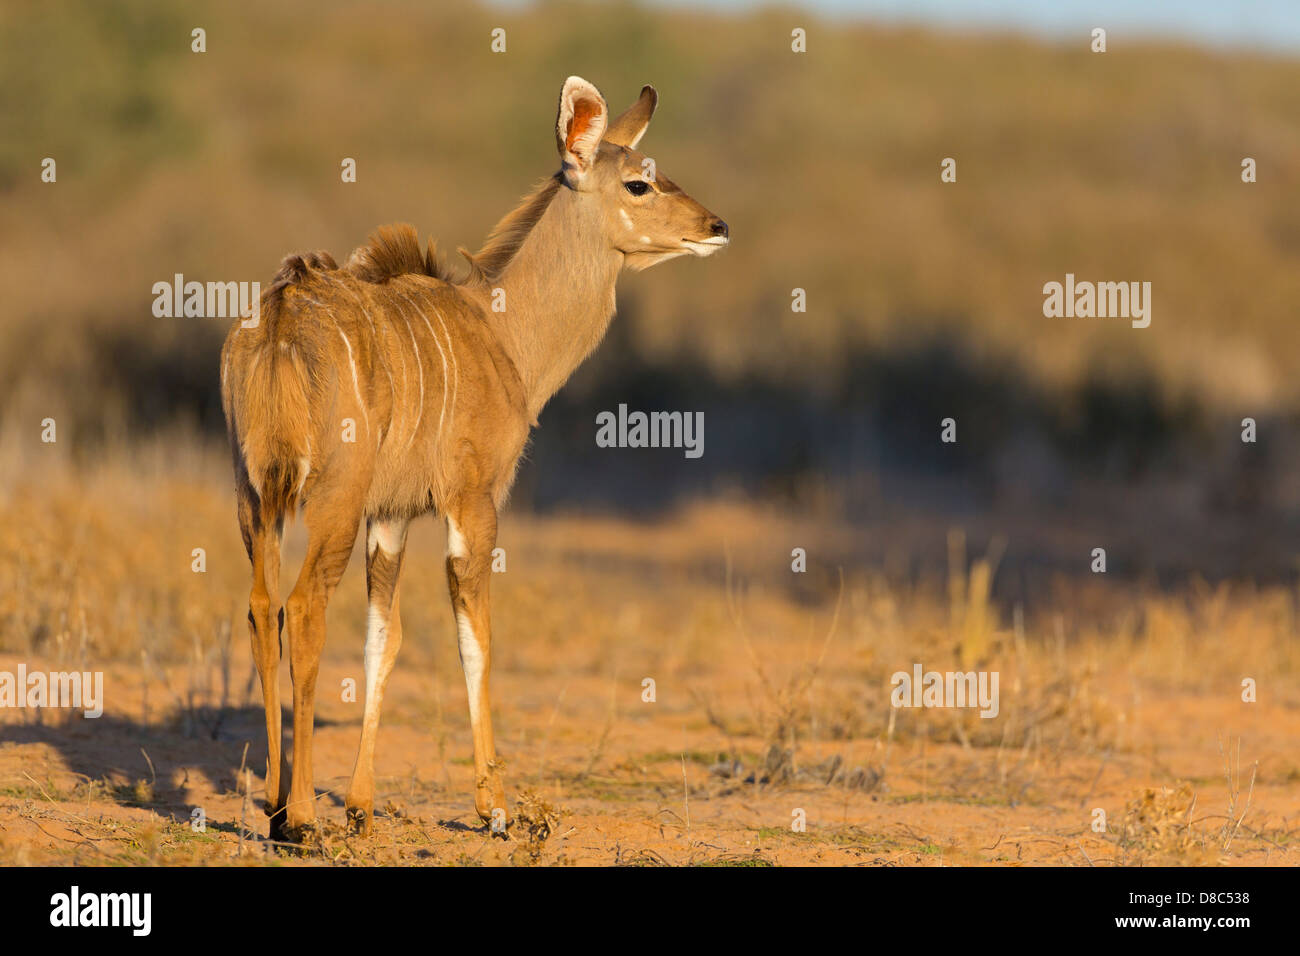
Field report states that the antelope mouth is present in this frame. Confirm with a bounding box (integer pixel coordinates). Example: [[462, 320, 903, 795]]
[[681, 236, 728, 256]]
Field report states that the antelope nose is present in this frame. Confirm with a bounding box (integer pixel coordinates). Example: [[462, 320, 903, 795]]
[[710, 219, 729, 239]]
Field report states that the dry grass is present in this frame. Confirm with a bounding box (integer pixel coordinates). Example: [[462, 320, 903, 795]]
[[0, 446, 1297, 865]]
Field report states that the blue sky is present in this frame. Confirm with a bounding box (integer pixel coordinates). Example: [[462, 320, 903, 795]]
[[638, 1, 1300, 53]]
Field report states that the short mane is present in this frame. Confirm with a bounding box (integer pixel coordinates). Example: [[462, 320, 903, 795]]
[[460, 172, 564, 285], [343, 173, 564, 288], [346, 224, 454, 284]]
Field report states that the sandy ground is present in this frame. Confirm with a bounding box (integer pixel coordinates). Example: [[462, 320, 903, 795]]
[[1, 504, 1297, 866]]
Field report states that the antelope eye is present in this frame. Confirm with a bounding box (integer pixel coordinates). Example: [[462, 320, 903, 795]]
[[624, 180, 650, 196]]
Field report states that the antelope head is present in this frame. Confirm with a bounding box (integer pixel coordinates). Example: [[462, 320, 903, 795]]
[[555, 76, 729, 272]]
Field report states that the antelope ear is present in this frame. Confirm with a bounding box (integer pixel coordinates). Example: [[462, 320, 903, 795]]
[[555, 76, 608, 186], [604, 85, 657, 149]]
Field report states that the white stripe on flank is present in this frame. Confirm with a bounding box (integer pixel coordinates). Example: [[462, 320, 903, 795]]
[[332, 319, 370, 435], [432, 304, 458, 435], [324, 274, 378, 339], [322, 277, 387, 385], [382, 298, 410, 442], [400, 293, 450, 444], [325, 275, 397, 441], [400, 309, 425, 449]]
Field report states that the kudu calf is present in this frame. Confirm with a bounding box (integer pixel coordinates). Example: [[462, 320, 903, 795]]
[[220, 76, 728, 839]]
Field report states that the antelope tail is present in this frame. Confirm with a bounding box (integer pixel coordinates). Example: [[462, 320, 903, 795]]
[[223, 254, 334, 519]]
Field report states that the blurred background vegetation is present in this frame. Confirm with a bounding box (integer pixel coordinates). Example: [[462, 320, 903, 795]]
[[2, 0, 1299, 581]]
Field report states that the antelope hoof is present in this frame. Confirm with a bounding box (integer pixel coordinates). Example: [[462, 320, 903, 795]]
[[476, 786, 511, 837], [282, 819, 320, 846], [346, 805, 372, 837], [266, 807, 289, 844]]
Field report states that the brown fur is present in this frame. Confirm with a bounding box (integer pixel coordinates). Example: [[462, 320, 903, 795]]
[[220, 77, 728, 840], [459, 173, 564, 285], [345, 224, 452, 284]]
